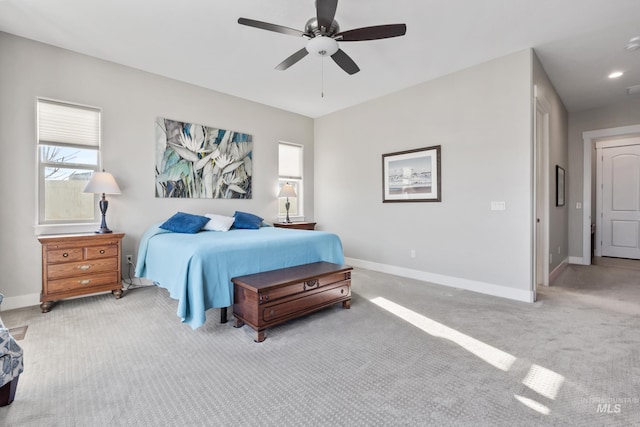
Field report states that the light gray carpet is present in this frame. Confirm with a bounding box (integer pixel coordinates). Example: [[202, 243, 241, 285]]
[[0, 265, 639, 426]]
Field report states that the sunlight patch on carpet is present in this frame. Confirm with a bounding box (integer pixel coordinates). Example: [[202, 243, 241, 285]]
[[369, 296, 516, 371], [514, 395, 551, 415], [370, 296, 567, 415], [522, 364, 565, 400]]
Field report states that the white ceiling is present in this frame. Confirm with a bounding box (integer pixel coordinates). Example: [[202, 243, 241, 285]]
[[1, 0, 639, 118]]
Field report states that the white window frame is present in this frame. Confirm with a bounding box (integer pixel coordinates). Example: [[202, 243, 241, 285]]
[[35, 98, 102, 235], [278, 142, 304, 221]]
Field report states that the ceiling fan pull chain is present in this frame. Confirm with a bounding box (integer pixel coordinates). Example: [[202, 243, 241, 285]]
[[321, 55, 325, 98]]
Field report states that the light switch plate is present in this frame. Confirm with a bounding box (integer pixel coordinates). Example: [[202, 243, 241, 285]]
[[491, 201, 506, 211]]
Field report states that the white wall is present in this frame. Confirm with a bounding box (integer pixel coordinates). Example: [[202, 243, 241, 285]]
[[314, 50, 536, 302], [0, 32, 314, 308], [567, 97, 640, 259]]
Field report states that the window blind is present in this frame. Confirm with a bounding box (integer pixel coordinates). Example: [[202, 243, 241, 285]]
[[38, 99, 100, 147], [279, 143, 302, 179]]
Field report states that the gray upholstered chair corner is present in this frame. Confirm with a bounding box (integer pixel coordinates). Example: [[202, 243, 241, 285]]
[[0, 293, 24, 406]]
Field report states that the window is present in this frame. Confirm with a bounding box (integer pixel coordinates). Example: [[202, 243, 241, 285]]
[[36, 99, 101, 231], [278, 142, 303, 219]]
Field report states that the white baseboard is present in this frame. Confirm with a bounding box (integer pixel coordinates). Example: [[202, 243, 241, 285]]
[[1, 293, 40, 311], [569, 256, 589, 265], [345, 257, 535, 303], [549, 257, 569, 284]]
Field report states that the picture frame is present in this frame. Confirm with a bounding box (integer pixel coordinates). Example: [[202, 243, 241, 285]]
[[155, 117, 253, 199], [382, 145, 441, 203], [556, 165, 565, 207]]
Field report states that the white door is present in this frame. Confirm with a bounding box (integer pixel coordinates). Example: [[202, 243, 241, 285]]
[[601, 143, 640, 259]]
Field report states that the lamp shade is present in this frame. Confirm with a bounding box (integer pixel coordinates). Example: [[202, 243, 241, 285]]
[[83, 171, 121, 194], [278, 183, 297, 198]]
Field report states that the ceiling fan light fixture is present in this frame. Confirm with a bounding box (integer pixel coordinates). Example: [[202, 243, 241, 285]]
[[238, 0, 406, 74], [306, 36, 339, 56]]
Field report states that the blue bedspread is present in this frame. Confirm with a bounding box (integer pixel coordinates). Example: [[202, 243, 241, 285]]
[[135, 224, 345, 329]]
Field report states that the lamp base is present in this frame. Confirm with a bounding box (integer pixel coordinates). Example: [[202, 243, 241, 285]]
[[285, 199, 291, 223], [96, 196, 112, 233]]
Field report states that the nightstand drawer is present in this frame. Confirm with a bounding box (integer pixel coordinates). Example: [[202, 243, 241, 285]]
[[47, 248, 84, 264], [47, 272, 120, 294], [85, 245, 118, 259], [47, 257, 118, 280]]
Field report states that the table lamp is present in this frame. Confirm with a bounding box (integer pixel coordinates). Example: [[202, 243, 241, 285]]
[[83, 170, 121, 233], [278, 183, 297, 223]]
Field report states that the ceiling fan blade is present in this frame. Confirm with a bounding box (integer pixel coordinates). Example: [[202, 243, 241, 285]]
[[316, 0, 338, 31], [331, 48, 360, 75], [335, 24, 407, 41], [275, 48, 309, 71], [238, 17, 306, 37]]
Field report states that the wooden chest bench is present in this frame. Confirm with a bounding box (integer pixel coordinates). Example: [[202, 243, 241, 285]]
[[232, 262, 352, 342]]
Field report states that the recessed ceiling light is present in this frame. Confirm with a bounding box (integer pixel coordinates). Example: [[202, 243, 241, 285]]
[[608, 71, 624, 79]]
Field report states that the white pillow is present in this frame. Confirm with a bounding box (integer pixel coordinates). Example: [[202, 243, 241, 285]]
[[202, 214, 235, 232]]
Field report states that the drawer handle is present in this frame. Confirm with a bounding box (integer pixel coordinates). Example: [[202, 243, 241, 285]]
[[99, 250, 105, 254], [78, 265, 91, 271], [63, 253, 69, 258], [304, 279, 319, 291], [79, 279, 91, 285]]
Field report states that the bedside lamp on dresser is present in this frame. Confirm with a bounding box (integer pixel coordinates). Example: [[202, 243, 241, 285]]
[[277, 182, 297, 223], [83, 170, 121, 234]]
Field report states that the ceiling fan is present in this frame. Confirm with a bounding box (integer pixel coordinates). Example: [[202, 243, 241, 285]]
[[238, 0, 407, 75]]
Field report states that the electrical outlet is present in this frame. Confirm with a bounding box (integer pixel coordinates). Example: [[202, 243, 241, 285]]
[[410, 250, 416, 258], [126, 255, 133, 264]]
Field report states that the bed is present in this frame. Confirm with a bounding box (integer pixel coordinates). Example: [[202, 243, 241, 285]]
[[135, 224, 345, 329]]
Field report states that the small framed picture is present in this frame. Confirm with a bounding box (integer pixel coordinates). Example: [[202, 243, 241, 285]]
[[382, 145, 441, 203], [556, 165, 565, 207]]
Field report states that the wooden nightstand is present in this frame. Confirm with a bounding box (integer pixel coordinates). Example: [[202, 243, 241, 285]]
[[38, 233, 125, 312], [273, 222, 316, 230]]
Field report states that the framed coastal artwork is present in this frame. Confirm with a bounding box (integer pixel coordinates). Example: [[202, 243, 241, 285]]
[[382, 145, 441, 203]]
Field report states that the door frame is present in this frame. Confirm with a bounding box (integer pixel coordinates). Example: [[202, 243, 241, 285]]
[[595, 138, 640, 257], [581, 124, 640, 264], [532, 86, 550, 295]]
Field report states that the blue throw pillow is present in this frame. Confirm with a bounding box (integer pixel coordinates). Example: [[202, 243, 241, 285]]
[[233, 211, 263, 230], [160, 212, 210, 234]]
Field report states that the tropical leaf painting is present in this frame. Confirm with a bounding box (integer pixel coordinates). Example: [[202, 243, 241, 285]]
[[155, 117, 253, 199]]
